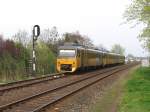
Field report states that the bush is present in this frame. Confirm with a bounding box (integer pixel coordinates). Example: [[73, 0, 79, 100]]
[[0, 37, 56, 83], [36, 42, 56, 75]]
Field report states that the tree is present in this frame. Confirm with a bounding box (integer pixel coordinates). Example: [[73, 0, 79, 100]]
[[49, 26, 59, 44], [111, 44, 125, 55], [0, 35, 30, 82], [63, 31, 94, 48], [127, 54, 135, 58], [95, 44, 108, 52], [124, 0, 150, 51], [40, 26, 59, 44], [12, 30, 30, 48], [40, 28, 51, 43], [138, 27, 150, 52], [0, 35, 4, 56], [40, 26, 59, 54], [36, 41, 56, 74]]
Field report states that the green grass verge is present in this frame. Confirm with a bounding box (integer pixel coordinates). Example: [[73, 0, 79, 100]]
[[119, 67, 150, 112]]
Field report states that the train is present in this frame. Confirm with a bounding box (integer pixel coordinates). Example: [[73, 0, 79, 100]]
[[57, 43, 125, 72]]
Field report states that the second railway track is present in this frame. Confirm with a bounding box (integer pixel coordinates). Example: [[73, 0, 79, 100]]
[[0, 72, 68, 93], [0, 63, 139, 112]]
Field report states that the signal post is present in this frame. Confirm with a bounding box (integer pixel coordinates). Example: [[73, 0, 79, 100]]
[[32, 25, 40, 76]]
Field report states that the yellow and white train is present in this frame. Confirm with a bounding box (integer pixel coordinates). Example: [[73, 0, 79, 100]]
[[57, 44, 125, 72]]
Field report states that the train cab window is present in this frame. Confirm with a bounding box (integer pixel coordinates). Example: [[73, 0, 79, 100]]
[[59, 50, 76, 57]]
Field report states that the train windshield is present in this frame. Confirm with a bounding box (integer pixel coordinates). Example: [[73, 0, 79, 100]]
[[59, 50, 76, 57]]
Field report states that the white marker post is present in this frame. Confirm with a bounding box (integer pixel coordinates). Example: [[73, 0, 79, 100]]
[[32, 25, 40, 76]]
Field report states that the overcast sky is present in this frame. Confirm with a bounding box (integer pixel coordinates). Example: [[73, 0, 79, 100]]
[[0, 0, 147, 56]]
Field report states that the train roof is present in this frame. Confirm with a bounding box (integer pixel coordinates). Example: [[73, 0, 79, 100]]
[[58, 44, 124, 57], [58, 45, 103, 53], [58, 45, 84, 50]]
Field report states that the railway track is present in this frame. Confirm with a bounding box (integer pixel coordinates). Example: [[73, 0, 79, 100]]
[[0, 63, 138, 112], [0, 72, 67, 93], [0, 65, 122, 94]]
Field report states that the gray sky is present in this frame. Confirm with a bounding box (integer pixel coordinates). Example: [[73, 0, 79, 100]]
[[0, 0, 147, 56]]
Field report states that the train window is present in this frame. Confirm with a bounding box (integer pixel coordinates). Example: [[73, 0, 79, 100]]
[[59, 50, 76, 57]]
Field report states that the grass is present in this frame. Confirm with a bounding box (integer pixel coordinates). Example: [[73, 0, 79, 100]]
[[119, 67, 150, 112]]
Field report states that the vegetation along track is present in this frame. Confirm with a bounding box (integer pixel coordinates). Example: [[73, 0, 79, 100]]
[[0, 63, 139, 112]]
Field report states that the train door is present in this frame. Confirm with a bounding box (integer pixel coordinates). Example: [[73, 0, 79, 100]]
[[77, 49, 81, 68], [100, 52, 103, 65], [102, 53, 104, 65], [81, 49, 84, 68], [81, 49, 87, 69], [103, 53, 106, 66], [84, 49, 87, 67], [96, 52, 100, 66]]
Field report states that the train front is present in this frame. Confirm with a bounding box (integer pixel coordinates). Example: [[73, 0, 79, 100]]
[[57, 49, 77, 73]]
